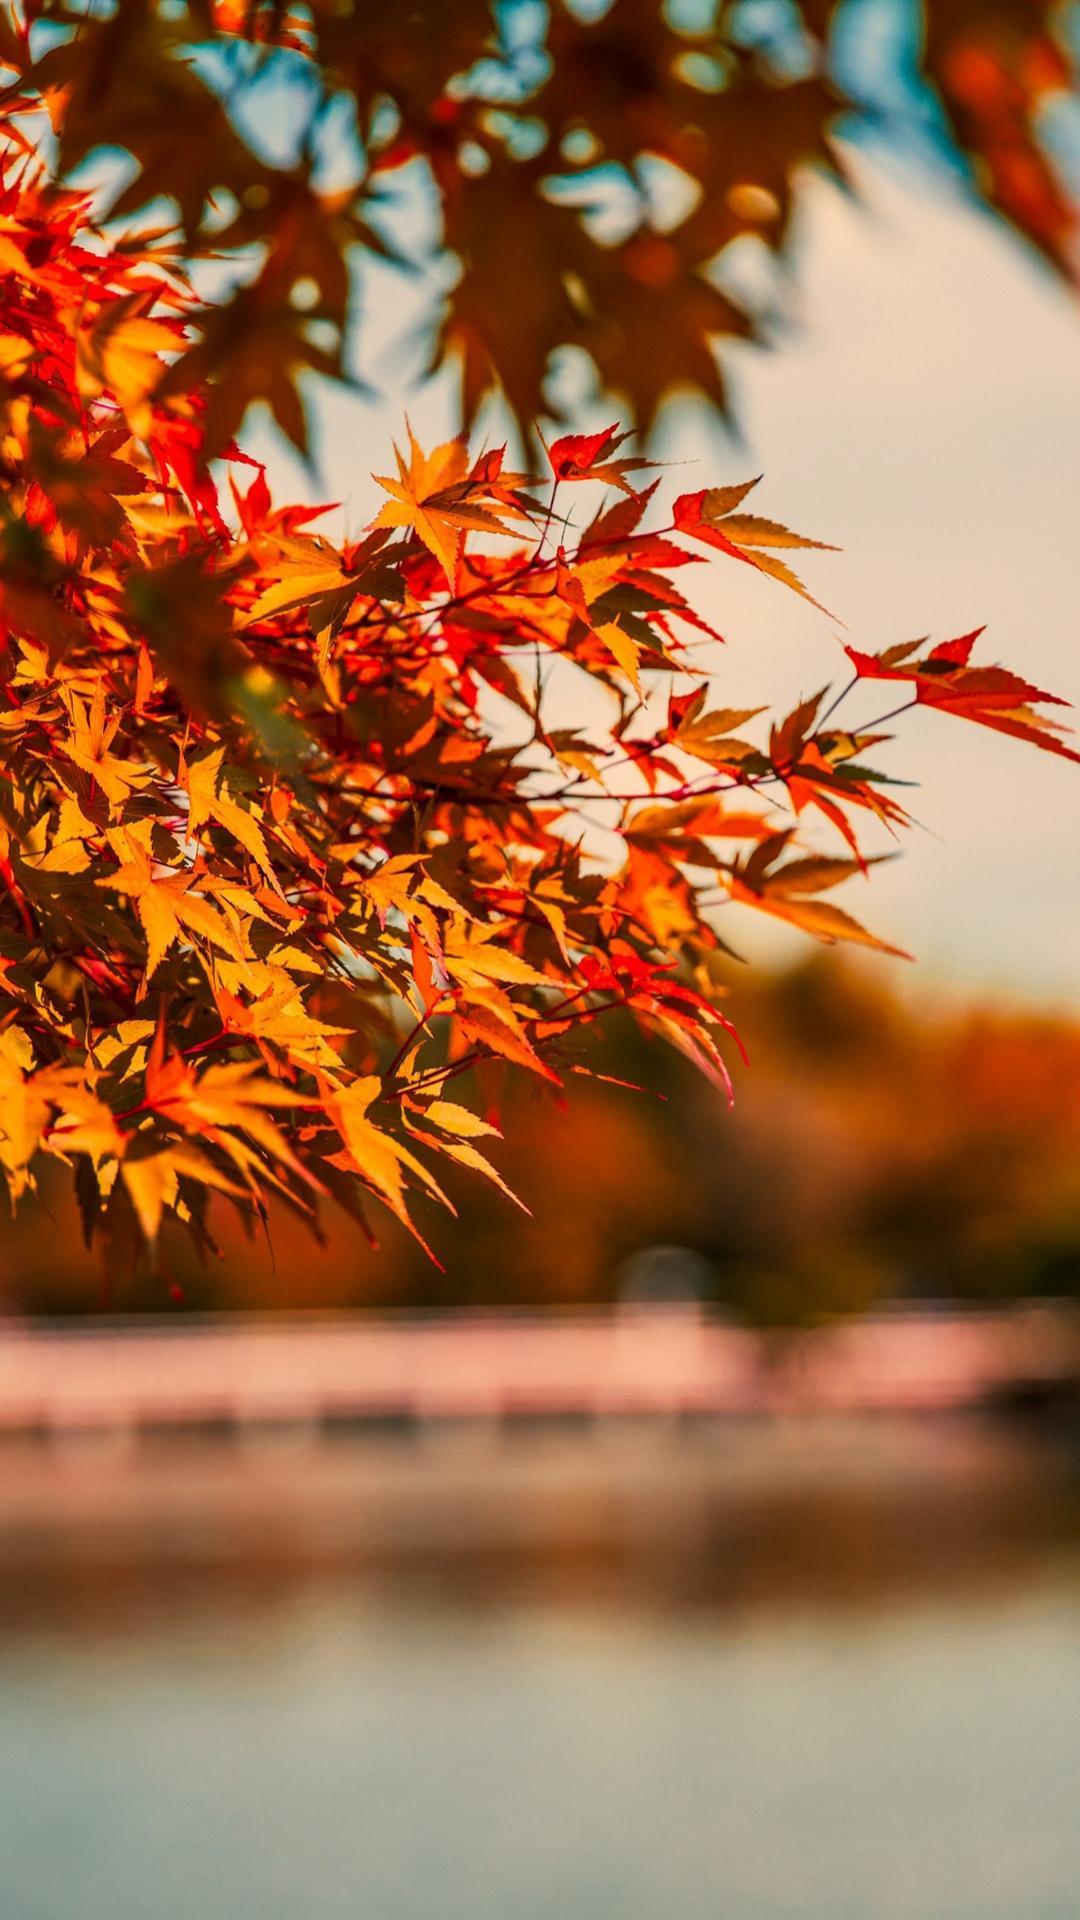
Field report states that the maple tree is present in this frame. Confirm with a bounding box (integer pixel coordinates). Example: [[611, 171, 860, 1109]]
[[0, 12, 1077, 1287]]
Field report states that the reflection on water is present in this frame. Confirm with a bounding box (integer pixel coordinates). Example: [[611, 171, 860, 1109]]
[[3, 1416, 1080, 1919]]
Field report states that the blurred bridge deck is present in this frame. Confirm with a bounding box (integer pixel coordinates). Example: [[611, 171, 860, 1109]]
[[0, 1307, 1077, 1440]]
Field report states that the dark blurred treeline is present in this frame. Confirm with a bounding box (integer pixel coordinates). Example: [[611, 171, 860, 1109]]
[[7, 957, 1080, 1322]]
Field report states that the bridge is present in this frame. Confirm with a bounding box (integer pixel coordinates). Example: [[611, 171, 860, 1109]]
[[0, 1306, 1075, 1440]]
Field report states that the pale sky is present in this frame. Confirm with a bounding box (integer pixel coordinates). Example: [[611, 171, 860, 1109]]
[[247, 150, 1080, 1006]]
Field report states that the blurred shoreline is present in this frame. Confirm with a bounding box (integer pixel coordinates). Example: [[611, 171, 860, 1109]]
[[3, 1408, 1080, 1639]]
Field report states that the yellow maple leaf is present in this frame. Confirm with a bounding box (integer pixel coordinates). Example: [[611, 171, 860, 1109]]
[[372, 427, 524, 587], [144, 1039, 322, 1204], [60, 682, 152, 813], [37, 1071, 126, 1162], [98, 824, 241, 977], [181, 745, 275, 881], [320, 1073, 446, 1226], [213, 967, 349, 1069], [122, 1143, 246, 1243], [0, 1052, 55, 1198], [76, 301, 183, 439]]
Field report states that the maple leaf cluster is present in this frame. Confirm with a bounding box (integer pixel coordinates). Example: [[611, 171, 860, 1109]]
[[0, 108, 1075, 1285], [0, 1, 1074, 447]]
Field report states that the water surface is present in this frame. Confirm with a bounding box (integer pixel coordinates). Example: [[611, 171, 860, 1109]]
[[3, 1416, 1080, 1919]]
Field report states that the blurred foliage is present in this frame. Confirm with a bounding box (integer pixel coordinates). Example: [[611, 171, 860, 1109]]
[[2, 0, 1077, 441], [9, 956, 1080, 1321]]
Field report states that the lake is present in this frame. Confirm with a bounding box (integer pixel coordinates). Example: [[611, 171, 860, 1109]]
[[3, 1414, 1080, 1919]]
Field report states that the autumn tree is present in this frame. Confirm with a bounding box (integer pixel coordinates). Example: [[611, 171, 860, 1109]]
[[0, 1, 1076, 1280]]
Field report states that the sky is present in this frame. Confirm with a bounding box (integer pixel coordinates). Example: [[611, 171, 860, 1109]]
[[247, 147, 1080, 1007]]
